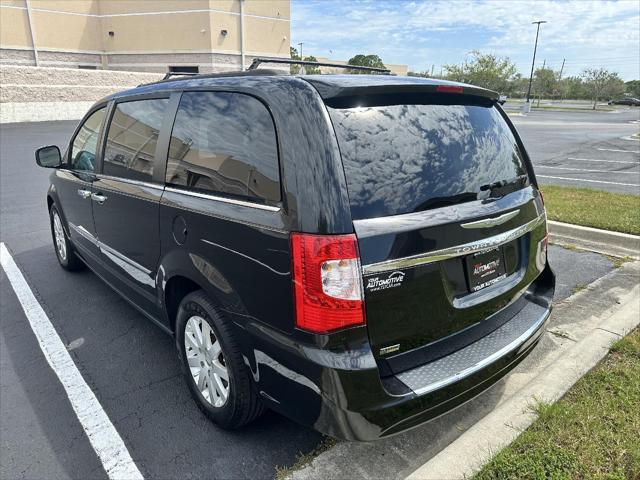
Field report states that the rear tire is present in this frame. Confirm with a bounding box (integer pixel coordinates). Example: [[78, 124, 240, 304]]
[[50, 205, 84, 271], [176, 290, 265, 429]]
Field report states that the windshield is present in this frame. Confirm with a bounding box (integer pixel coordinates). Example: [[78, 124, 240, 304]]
[[328, 101, 530, 220]]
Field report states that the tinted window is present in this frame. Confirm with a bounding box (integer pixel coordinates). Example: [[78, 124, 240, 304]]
[[103, 98, 168, 182], [70, 107, 106, 172], [328, 102, 529, 220], [167, 92, 280, 203]]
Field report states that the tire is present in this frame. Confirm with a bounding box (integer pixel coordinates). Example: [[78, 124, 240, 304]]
[[176, 290, 264, 429], [50, 205, 84, 271]]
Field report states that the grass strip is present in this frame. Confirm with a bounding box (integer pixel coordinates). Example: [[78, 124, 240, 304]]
[[474, 329, 640, 480], [541, 185, 640, 235]]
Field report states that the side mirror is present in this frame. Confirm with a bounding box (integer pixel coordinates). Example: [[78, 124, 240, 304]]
[[35, 145, 62, 168]]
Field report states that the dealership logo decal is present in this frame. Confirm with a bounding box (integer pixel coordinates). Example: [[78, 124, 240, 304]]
[[366, 271, 406, 292]]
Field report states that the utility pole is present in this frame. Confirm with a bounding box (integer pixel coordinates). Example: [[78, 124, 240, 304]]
[[536, 59, 546, 107], [431, 64, 434, 76], [298, 42, 304, 74], [525, 20, 546, 112], [558, 58, 566, 102]]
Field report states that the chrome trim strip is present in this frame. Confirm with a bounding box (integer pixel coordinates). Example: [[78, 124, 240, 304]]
[[362, 213, 546, 275], [461, 209, 520, 229], [353, 187, 536, 239], [94, 174, 164, 191], [164, 186, 281, 212], [411, 308, 549, 396], [69, 222, 99, 245], [99, 242, 152, 275]]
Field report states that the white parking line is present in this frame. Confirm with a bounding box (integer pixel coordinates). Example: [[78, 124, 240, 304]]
[[567, 157, 639, 165], [537, 175, 640, 187], [538, 165, 639, 174], [597, 148, 640, 154], [0, 243, 144, 480]]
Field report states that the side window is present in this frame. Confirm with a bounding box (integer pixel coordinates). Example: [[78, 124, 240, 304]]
[[103, 98, 168, 182], [70, 107, 106, 172], [166, 91, 280, 203]]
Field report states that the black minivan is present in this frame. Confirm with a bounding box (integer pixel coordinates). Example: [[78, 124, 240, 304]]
[[36, 65, 554, 441]]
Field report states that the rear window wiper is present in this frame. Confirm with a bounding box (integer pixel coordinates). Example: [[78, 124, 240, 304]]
[[480, 175, 529, 197]]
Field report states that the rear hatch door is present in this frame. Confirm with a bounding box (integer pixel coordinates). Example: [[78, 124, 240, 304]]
[[322, 86, 547, 373]]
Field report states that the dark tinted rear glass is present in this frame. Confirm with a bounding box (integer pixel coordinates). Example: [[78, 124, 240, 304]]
[[166, 91, 280, 203], [328, 102, 529, 220]]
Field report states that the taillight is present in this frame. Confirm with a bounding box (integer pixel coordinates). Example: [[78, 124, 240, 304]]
[[290, 233, 365, 333], [436, 85, 464, 94]]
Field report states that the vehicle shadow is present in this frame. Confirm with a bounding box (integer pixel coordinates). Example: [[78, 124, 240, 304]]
[[4, 244, 322, 480]]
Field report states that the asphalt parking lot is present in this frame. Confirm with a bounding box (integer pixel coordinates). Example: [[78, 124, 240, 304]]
[[0, 116, 629, 479], [509, 107, 640, 195]]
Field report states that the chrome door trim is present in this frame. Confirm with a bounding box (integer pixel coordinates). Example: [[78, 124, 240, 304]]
[[99, 242, 152, 275], [69, 222, 99, 246], [460, 209, 520, 229], [164, 186, 281, 212], [94, 173, 164, 191], [362, 213, 546, 275]]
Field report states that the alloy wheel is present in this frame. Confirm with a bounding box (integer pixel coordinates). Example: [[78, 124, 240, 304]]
[[184, 315, 230, 407], [53, 211, 67, 262]]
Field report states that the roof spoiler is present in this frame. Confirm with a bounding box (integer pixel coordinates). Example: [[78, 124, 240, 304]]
[[310, 82, 499, 104], [248, 57, 392, 75]]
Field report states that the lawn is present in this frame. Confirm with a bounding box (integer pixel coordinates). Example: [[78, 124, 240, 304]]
[[541, 185, 640, 235], [474, 329, 640, 480]]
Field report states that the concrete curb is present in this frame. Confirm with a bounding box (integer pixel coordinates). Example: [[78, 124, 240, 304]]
[[406, 277, 639, 479], [548, 220, 640, 260]]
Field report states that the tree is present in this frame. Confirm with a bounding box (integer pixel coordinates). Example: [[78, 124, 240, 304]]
[[443, 50, 517, 93], [581, 68, 624, 109], [347, 54, 386, 74], [625, 80, 640, 98], [533, 67, 557, 103], [289, 47, 320, 74]]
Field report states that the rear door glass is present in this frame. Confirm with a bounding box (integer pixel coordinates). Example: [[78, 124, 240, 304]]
[[327, 101, 529, 220], [166, 91, 280, 204]]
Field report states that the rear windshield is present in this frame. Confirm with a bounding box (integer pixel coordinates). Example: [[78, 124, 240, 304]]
[[327, 101, 530, 220]]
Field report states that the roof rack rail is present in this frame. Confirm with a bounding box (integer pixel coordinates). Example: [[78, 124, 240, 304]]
[[137, 69, 285, 87], [248, 57, 392, 74], [162, 72, 199, 80]]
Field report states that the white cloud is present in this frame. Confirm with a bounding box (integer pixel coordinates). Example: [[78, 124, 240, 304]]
[[291, 0, 640, 79]]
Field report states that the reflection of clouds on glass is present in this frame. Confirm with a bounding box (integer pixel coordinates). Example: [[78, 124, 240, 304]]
[[329, 104, 527, 220]]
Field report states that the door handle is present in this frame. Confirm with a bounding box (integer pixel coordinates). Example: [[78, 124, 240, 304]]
[[91, 193, 107, 205], [77, 189, 91, 199]]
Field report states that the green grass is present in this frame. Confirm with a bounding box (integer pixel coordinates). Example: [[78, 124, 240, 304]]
[[474, 329, 640, 480], [541, 185, 640, 235], [274, 437, 338, 480]]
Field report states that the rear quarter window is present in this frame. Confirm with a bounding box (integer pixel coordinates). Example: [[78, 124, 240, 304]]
[[328, 101, 529, 220], [166, 91, 280, 204]]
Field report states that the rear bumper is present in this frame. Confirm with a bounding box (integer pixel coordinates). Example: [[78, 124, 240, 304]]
[[245, 265, 554, 441]]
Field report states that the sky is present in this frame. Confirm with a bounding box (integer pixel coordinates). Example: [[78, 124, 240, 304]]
[[290, 0, 640, 80]]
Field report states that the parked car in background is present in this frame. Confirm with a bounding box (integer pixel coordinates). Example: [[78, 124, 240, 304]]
[[608, 97, 640, 106], [498, 94, 508, 105], [35, 66, 554, 441]]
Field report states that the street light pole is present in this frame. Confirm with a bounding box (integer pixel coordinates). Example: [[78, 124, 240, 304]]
[[526, 20, 546, 105], [297, 42, 305, 74]]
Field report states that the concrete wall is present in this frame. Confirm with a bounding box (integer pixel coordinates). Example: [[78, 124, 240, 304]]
[[0, 0, 290, 72], [0, 65, 163, 122]]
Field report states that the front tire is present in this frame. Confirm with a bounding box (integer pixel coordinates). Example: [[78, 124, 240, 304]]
[[50, 205, 84, 271], [176, 291, 264, 429]]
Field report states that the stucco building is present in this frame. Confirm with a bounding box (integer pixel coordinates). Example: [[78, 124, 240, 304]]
[[0, 0, 290, 73]]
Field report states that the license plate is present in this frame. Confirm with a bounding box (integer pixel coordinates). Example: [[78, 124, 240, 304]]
[[465, 247, 507, 292]]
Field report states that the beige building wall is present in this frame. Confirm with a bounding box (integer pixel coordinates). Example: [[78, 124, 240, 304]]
[[0, 0, 290, 72]]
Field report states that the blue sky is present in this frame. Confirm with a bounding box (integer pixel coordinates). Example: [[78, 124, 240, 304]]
[[291, 0, 640, 80]]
